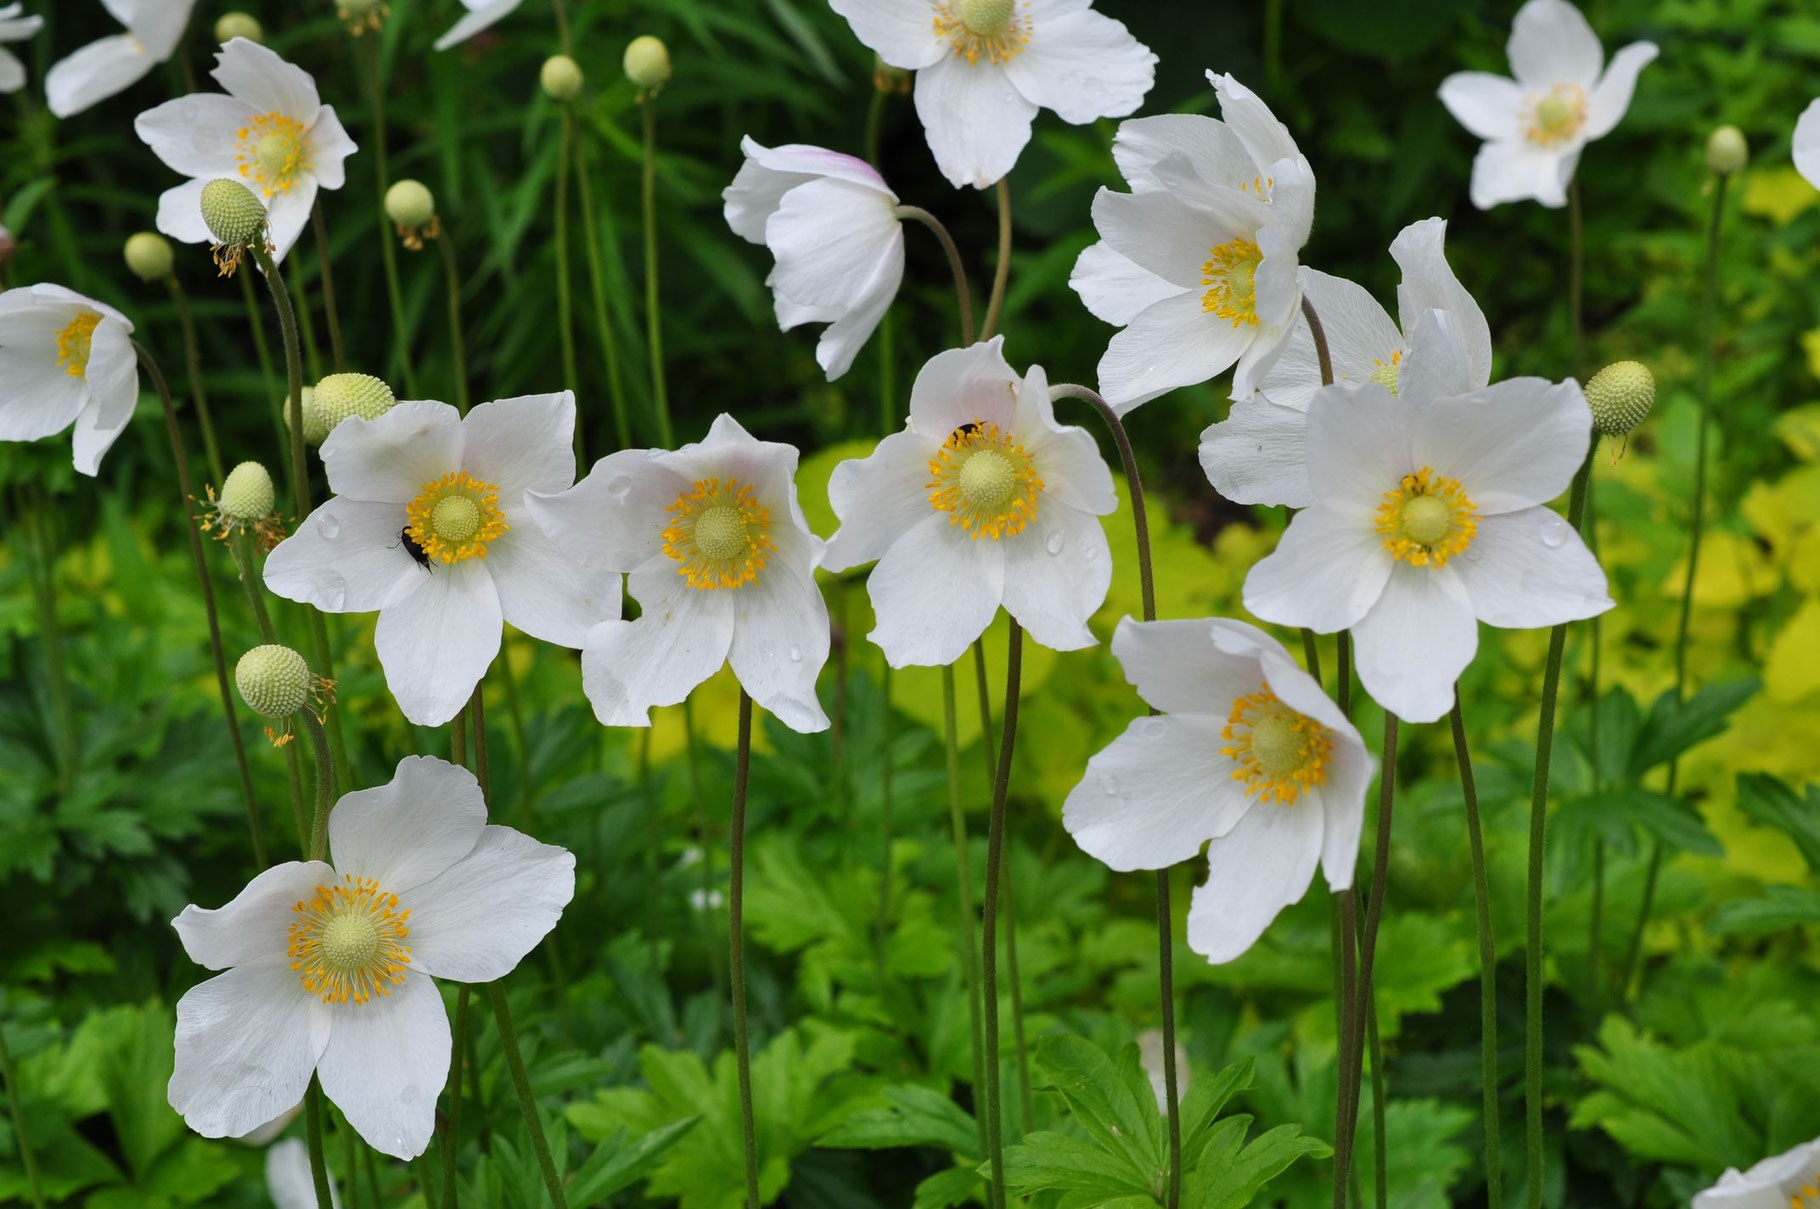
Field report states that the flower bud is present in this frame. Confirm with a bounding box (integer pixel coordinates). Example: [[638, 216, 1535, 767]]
[[541, 55, 583, 101], [220, 461, 276, 521], [623, 36, 670, 93], [236, 644, 311, 719], [1705, 125, 1748, 176], [200, 179, 267, 247], [1584, 360, 1655, 438], [385, 180, 436, 230], [124, 232, 174, 282], [311, 373, 397, 442], [215, 13, 263, 43]]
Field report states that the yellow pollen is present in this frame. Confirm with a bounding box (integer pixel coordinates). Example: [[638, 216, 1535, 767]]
[[1368, 351, 1402, 393], [1201, 238, 1263, 326], [933, 0, 1031, 64], [1220, 684, 1332, 806], [663, 477, 775, 590], [405, 470, 508, 564], [927, 421, 1043, 540], [55, 311, 102, 378], [1523, 84, 1587, 148], [235, 111, 311, 196], [1374, 466, 1478, 568], [288, 875, 412, 1006]]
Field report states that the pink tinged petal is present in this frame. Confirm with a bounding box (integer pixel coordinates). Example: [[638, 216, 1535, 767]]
[[155, 177, 215, 246], [373, 561, 503, 727], [1437, 72, 1523, 142], [1797, 101, 1820, 191], [129, 0, 197, 59], [729, 534, 832, 734], [906, 337, 1021, 436], [1390, 217, 1492, 391], [1414, 377, 1590, 512], [263, 497, 420, 614], [1199, 398, 1314, 509], [1395, 308, 1477, 407], [1070, 241, 1179, 327], [433, 0, 522, 50], [174, 861, 335, 971], [459, 392, 577, 498], [316, 974, 448, 1160], [263, 185, 316, 265], [45, 35, 155, 117], [1305, 381, 1419, 509], [1063, 714, 1251, 871], [306, 106, 358, 191], [766, 178, 903, 310], [169, 966, 328, 1142], [525, 450, 682, 574], [579, 556, 738, 726], [1508, 0, 1604, 87], [1584, 41, 1658, 140], [1002, 7, 1154, 125], [405, 826, 576, 982], [1469, 139, 1570, 210], [999, 504, 1109, 652], [1208, 72, 1302, 173], [134, 94, 255, 178], [488, 507, 622, 649], [212, 37, 320, 120], [1097, 291, 1254, 414], [827, 0, 945, 70], [1454, 506, 1611, 629], [1091, 187, 1235, 290], [330, 756, 488, 893], [913, 54, 1039, 190], [867, 513, 1004, 669], [823, 430, 941, 573], [1184, 789, 1325, 964], [320, 399, 464, 504], [1350, 564, 1478, 725], [738, 138, 894, 196], [1112, 616, 1266, 716], [1242, 502, 1393, 633], [1110, 113, 1255, 194]]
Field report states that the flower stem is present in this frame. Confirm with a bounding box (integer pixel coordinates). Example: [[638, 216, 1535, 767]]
[[980, 621, 1023, 1209], [236, 271, 288, 453], [0, 1004, 47, 1209], [364, 33, 418, 397], [1332, 888, 1358, 1209], [300, 710, 336, 862], [893, 206, 975, 345], [312, 200, 347, 374], [437, 230, 471, 415], [1339, 713, 1398, 1198], [554, 106, 580, 411], [979, 179, 1012, 341], [571, 104, 633, 452], [440, 984, 470, 1209], [1568, 178, 1584, 378], [306, 1077, 335, 1209], [639, 98, 675, 448], [1451, 693, 1501, 1209], [873, 660, 896, 981], [164, 275, 223, 483], [19, 492, 75, 799], [941, 663, 991, 1164], [486, 982, 569, 1209], [729, 691, 761, 1209], [548, 0, 571, 52], [135, 340, 265, 867], [1301, 296, 1335, 387]]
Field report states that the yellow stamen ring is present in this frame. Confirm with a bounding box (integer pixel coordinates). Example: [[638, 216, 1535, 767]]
[[1201, 238, 1263, 327], [1374, 466, 1478, 568], [1522, 84, 1588, 148], [405, 470, 508, 565], [55, 311, 102, 378], [235, 110, 312, 196], [287, 875, 412, 1006], [933, 0, 1032, 65], [1220, 683, 1333, 806], [926, 420, 1043, 540], [662, 477, 775, 591]]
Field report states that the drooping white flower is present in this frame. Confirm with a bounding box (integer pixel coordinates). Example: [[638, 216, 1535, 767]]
[[135, 38, 358, 263], [1692, 1136, 1820, 1209], [1242, 356, 1612, 724], [267, 1138, 341, 1209], [827, 0, 1155, 190], [263, 392, 620, 727], [0, 284, 138, 475], [1200, 217, 1491, 509], [822, 337, 1116, 668], [1795, 99, 1820, 190], [0, 4, 44, 95], [1071, 74, 1317, 413], [169, 756, 575, 1159], [723, 138, 904, 381], [1063, 618, 1370, 964], [1438, 0, 1657, 209], [526, 415, 832, 733], [44, 0, 197, 118], [434, 0, 524, 52]]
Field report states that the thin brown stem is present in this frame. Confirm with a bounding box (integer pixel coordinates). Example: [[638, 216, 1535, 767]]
[[894, 205, 975, 345], [165, 276, 222, 482], [729, 692, 761, 1209]]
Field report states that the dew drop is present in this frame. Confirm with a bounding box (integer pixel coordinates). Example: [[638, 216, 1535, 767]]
[[1045, 529, 1065, 555], [606, 474, 633, 499], [1102, 772, 1120, 796], [1141, 717, 1166, 739], [323, 584, 347, 611], [1539, 516, 1568, 548], [1077, 538, 1097, 560], [788, 645, 803, 662], [316, 513, 341, 539]]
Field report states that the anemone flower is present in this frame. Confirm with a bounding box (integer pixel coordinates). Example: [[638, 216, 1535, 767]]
[[45, 0, 197, 118], [434, 0, 523, 51], [0, 283, 138, 475], [1692, 1135, 1820, 1209]]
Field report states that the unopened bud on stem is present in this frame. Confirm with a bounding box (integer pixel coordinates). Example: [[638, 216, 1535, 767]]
[[236, 645, 311, 719], [623, 36, 670, 94], [215, 13, 263, 43], [124, 232, 174, 281], [1705, 125, 1748, 176], [541, 55, 583, 101]]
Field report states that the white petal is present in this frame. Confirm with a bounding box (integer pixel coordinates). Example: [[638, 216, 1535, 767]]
[[459, 391, 577, 498], [1000, 505, 1108, 652], [1064, 714, 1250, 871], [1584, 41, 1658, 141], [1199, 397, 1313, 509], [488, 506, 621, 648], [1305, 381, 1418, 509], [1469, 139, 1571, 209], [316, 975, 448, 1160], [1437, 72, 1523, 142], [823, 429, 940, 572], [128, 0, 196, 60], [1002, 7, 1153, 125], [320, 399, 464, 504], [1281, 267, 1402, 398], [133, 94, 253, 179], [170, 966, 327, 1142], [373, 561, 502, 727], [1390, 217, 1492, 391], [737, 138, 894, 205], [580, 556, 737, 726], [264, 185, 315, 265], [1242, 502, 1392, 633], [1111, 615, 1265, 716], [267, 1137, 341, 1209], [906, 337, 1020, 437], [913, 55, 1038, 190], [1796, 100, 1820, 191], [766, 178, 902, 310], [729, 534, 832, 733], [264, 497, 419, 614], [0, 320, 87, 442], [306, 106, 358, 191], [1208, 73, 1301, 175], [330, 755, 488, 894], [0, 47, 23, 94], [406, 826, 575, 982], [432, 0, 522, 51], [1091, 187, 1231, 290], [1025, 419, 1116, 517], [1414, 377, 1589, 513], [1250, 221, 1305, 334], [1508, 0, 1603, 87], [1097, 291, 1253, 414], [1184, 791, 1324, 964], [724, 148, 804, 245], [1350, 564, 1478, 724], [1110, 113, 1254, 194], [1070, 241, 1178, 327], [1315, 740, 1372, 892], [212, 37, 320, 120], [1395, 307, 1477, 407], [174, 861, 334, 971], [525, 449, 682, 574], [45, 36, 155, 118], [827, 0, 945, 70], [154, 177, 215, 246], [1453, 506, 1611, 629], [866, 513, 1003, 669], [810, 265, 900, 380], [67, 323, 136, 477]]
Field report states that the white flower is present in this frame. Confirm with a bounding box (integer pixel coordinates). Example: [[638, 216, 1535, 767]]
[[434, 0, 524, 52], [1242, 365, 1612, 724], [722, 138, 905, 381], [1795, 99, 1820, 190], [827, 0, 1154, 190], [1692, 1135, 1820, 1209], [822, 337, 1116, 668], [44, 0, 197, 118], [267, 1138, 341, 1209], [0, 4, 44, 95], [263, 392, 620, 727], [1071, 74, 1316, 413], [0, 283, 138, 475], [526, 415, 832, 734], [1200, 217, 1491, 509], [169, 756, 575, 1159], [1438, 0, 1657, 209], [1063, 618, 1370, 964], [135, 38, 358, 263]]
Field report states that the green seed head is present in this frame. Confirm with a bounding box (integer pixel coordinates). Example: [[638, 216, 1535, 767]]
[[623, 36, 671, 92], [540, 54, 584, 100], [200, 179, 267, 247], [311, 373, 397, 442], [236, 644, 311, 719], [384, 180, 437, 229], [1584, 360, 1656, 438], [959, 0, 1016, 35], [220, 462, 276, 521], [215, 13, 263, 43], [1705, 125, 1748, 176], [124, 232, 174, 282]]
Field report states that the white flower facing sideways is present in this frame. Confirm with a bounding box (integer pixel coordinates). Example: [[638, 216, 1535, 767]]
[[264, 392, 620, 727], [1201, 217, 1492, 509], [822, 337, 1116, 668], [526, 415, 832, 733], [169, 756, 575, 1159], [1438, 0, 1657, 209], [1795, 99, 1820, 190], [723, 138, 904, 381], [0, 4, 44, 96], [135, 38, 358, 263], [434, 0, 524, 52], [267, 1138, 341, 1209], [44, 0, 196, 117], [827, 0, 1155, 190], [1242, 327, 1613, 724], [1071, 74, 1316, 413], [1692, 1134, 1820, 1209], [0, 284, 138, 475], [1063, 618, 1369, 963]]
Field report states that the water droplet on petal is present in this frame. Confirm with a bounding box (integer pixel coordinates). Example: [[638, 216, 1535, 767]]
[[316, 513, 341, 539], [1077, 538, 1097, 560], [1539, 516, 1568, 548], [1045, 529, 1065, 555], [324, 583, 347, 611], [606, 474, 632, 499], [788, 645, 802, 662], [1102, 773, 1120, 796], [1141, 718, 1166, 739]]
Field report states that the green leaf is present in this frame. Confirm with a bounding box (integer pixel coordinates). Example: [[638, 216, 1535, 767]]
[[1353, 1099, 1474, 1209], [912, 1165, 984, 1209], [1182, 1118, 1330, 1209], [1626, 680, 1759, 776], [1030, 1035, 1163, 1183], [995, 1130, 1155, 1202], [567, 1117, 701, 1206], [1175, 1058, 1254, 1159], [818, 1084, 980, 1157], [1707, 885, 1820, 936], [1735, 772, 1820, 874]]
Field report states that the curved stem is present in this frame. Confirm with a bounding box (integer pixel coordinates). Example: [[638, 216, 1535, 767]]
[[640, 98, 675, 448], [365, 34, 417, 397], [313, 200, 347, 374], [437, 229, 471, 414], [548, 0, 571, 53], [1301, 296, 1335, 388], [572, 105, 632, 452], [306, 1078, 335, 1209], [941, 664, 990, 1163], [979, 179, 1012, 340], [893, 206, 974, 346], [980, 621, 1023, 1208], [729, 692, 761, 1209], [300, 710, 335, 862], [0, 1004, 47, 1209], [1048, 384, 1153, 621], [1452, 694, 1502, 1209], [165, 276, 222, 483], [487, 982, 569, 1209]]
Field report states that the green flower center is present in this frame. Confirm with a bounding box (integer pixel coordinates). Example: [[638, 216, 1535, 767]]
[[431, 495, 483, 545], [693, 504, 750, 562], [959, 0, 1015, 35]]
